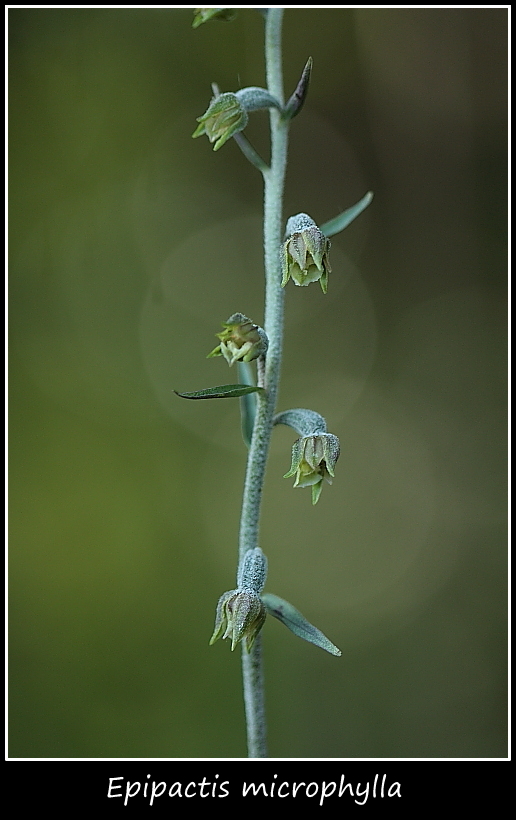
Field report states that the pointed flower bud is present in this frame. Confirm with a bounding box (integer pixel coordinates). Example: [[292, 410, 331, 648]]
[[281, 213, 331, 293], [284, 433, 340, 505], [193, 92, 248, 151], [209, 588, 267, 652], [283, 57, 313, 121], [207, 313, 268, 366], [192, 8, 237, 28]]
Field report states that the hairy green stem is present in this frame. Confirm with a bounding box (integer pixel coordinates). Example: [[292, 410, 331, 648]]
[[239, 7, 288, 759]]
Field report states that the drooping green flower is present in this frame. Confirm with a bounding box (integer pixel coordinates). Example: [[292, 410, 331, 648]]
[[192, 8, 237, 28], [193, 93, 248, 151], [281, 213, 331, 293], [209, 588, 267, 652], [284, 433, 340, 505], [207, 313, 268, 366]]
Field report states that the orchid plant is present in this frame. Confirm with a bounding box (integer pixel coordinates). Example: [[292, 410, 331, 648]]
[[177, 8, 373, 758]]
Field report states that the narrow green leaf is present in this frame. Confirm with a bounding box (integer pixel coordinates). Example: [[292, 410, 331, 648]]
[[174, 384, 264, 400], [320, 191, 374, 238], [237, 362, 257, 448], [262, 593, 341, 656]]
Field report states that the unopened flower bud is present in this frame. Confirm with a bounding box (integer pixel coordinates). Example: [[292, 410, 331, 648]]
[[284, 432, 340, 505], [209, 588, 267, 652], [281, 213, 331, 293], [207, 313, 268, 366]]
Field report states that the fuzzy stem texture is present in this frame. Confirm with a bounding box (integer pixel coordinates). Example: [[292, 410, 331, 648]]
[[239, 7, 288, 759]]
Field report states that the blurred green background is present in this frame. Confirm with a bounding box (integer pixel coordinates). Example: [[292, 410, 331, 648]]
[[9, 7, 507, 758]]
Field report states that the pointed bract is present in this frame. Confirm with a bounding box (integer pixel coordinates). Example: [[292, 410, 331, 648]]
[[320, 191, 374, 238], [283, 57, 313, 120], [262, 592, 341, 656]]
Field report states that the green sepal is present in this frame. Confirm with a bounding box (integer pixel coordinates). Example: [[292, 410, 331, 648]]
[[174, 384, 264, 400], [209, 589, 239, 646], [320, 191, 374, 238], [262, 593, 341, 656]]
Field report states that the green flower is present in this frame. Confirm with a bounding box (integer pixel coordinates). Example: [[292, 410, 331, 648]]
[[284, 433, 340, 505], [192, 93, 248, 151], [281, 213, 331, 293], [207, 313, 268, 366], [192, 8, 237, 28], [209, 588, 266, 652]]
